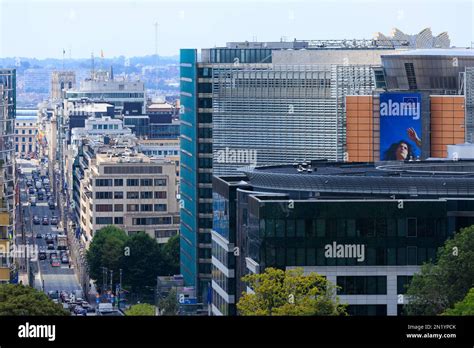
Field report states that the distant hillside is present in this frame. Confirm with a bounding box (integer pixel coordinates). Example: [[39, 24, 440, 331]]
[[0, 55, 179, 71]]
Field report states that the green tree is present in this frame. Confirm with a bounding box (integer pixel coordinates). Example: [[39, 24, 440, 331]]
[[443, 288, 474, 316], [125, 303, 155, 316], [157, 288, 179, 316], [161, 234, 180, 275], [0, 284, 69, 316], [120, 232, 163, 295], [237, 268, 347, 316], [405, 225, 474, 315], [86, 225, 128, 289]]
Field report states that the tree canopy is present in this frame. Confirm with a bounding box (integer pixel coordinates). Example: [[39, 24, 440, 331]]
[[86, 226, 180, 298], [121, 232, 164, 294], [237, 267, 347, 316], [0, 284, 69, 316], [405, 225, 474, 315], [125, 303, 155, 316], [86, 225, 128, 287], [157, 288, 179, 316], [442, 288, 474, 316], [161, 234, 180, 276]]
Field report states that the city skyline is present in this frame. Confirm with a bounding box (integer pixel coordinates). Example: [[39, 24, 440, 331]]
[[0, 0, 472, 59]]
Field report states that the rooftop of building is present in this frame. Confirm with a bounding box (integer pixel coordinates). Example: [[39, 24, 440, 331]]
[[95, 151, 151, 164], [147, 102, 174, 110], [236, 160, 474, 197], [69, 102, 114, 114], [245, 159, 474, 178], [383, 48, 474, 57]]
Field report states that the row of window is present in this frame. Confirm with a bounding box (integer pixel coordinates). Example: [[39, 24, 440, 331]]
[[95, 191, 167, 200], [67, 92, 144, 98], [337, 276, 387, 295], [15, 137, 34, 142], [91, 124, 119, 130], [132, 216, 174, 226], [262, 246, 437, 266], [96, 217, 123, 225], [16, 144, 33, 152], [346, 305, 387, 316], [95, 178, 165, 187], [15, 129, 36, 134], [155, 230, 177, 238], [96, 216, 179, 226], [261, 218, 447, 239], [337, 276, 414, 296], [212, 288, 229, 316], [143, 150, 179, 156], [95, 203, 167, 212], [212, 264, 235, 295], [103, 167, 164, 175], [211, 240, 234, 269]]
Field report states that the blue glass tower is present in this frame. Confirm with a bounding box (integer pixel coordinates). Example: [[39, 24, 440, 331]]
[[179, 49, 213, 299]]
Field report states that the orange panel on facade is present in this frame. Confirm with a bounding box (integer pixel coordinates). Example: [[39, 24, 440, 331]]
[[442, 103, 454, 111], [431, 103, 442, 111], [430, 96, 443, 104], [346, 96, 359, 103], [346, 103, 358, 111]]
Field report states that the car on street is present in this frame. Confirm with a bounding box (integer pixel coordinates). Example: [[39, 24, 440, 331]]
[[26, 180, 32, 187], [35, 233, 42, 239], [42, 216, 49, 225], [81, 301, 94, 312], [51, 216, 58, 225], [33, 216, 40, 225], [48, 201, 55, 209], [73, 305, 87, 316], [47, 243, 55, 250], [38, 252, 47, 260], [28, 187, 35, 194], [61, 255, 69, 264], [49, 252, 58, 259], [51, 258, 61, 267], [48, 291, 59, 300]]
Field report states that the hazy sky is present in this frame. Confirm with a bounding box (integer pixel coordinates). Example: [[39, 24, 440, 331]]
[[0, 0, 473, 59]]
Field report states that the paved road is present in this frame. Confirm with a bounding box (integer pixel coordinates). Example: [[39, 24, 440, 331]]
[[18, 158, 82, 294]]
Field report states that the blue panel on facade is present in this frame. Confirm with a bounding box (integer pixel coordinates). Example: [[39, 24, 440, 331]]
[[179, 49, 198, 287]]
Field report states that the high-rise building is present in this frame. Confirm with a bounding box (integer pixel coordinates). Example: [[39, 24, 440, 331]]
[[180, 40, 402, 300], [0, 69, 16, 283]]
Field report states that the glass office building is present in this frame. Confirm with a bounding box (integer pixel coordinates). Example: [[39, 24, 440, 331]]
[[180, 42, 395, 300], [211, 160, 474, 316]]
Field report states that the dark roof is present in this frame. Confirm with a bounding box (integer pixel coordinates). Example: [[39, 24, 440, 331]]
[[241, 160, 474, 196]]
